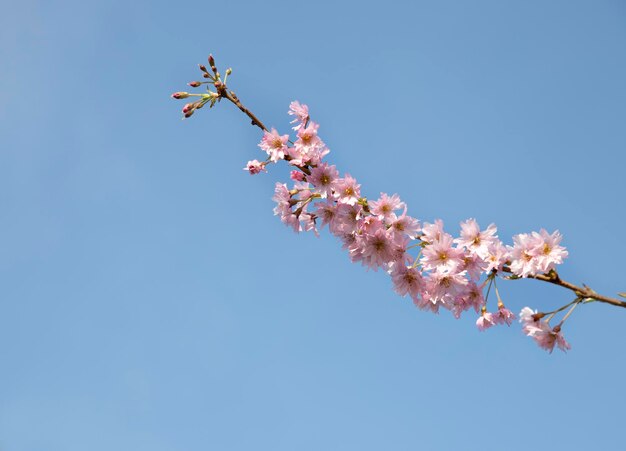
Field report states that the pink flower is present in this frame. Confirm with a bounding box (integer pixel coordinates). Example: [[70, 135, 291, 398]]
[[476, 311, 497, 331], [519, 306, 537, 323], [455, 219, 498, 259], [299, 212, 318, 236], [508, 233, 539, 277], [519, 306, 542, 334], [451, 281, 485, 318], [290, 170, 305, 181], [334, 203, 362, 234], [421, 220, 446, 244], [484, 240, 510, 273], [308, 163, 339, 198], [259, 128, 289, 162], [420, 266, 468, 312], [333, 174, 361, 206], [272, 182, 291, 209], [295, 122, 321, 150], [360, 227, 395, 270], [292, 181, 312, 198], [493, 305, 516, 326], [288, 101, 309, 130], [389, 212, 421, 239], [421, 234, 465, 271], [369, 193, 405, 222], [282, 212, 301, 233], [314, 200, 339, 234], [509, 230, 568, 277], [526, 324, 571, 353], [390, 264, 423, 300], [532, 229, 568, 273], [244, 159, 267, 175], [359, 215, 384, 235], [286, 122, 328, 166], [459, 252, 487, 281]]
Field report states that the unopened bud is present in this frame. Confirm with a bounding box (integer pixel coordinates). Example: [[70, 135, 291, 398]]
[[199, 64, 208, 72], [184, 110, 195, 118], [208, 54, 215, 66], [188, 81, 202, 87], [225, 68, 232, 76], [203, 73, 210, 78], [290, 170, 305, 182], [171, 92, 190, 99], [182, 103, 195, 114]]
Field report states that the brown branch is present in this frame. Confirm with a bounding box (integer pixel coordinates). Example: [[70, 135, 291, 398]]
[[502, 267, 626, 309], [222, 89, 269, 132], [220, 87, 312, 175]]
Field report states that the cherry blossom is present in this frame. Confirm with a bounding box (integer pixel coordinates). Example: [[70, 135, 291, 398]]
[[173, 58, 626, 353]]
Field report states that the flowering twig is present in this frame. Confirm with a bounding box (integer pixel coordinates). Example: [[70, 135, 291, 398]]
[[172, 54, 625, 353], [502, 267, 626, 309]]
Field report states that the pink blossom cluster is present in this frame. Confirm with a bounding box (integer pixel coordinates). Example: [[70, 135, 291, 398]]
[[519, 307, 571, 353], [245, 102, 571, 352]]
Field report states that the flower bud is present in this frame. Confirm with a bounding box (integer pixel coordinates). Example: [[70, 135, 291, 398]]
[[182, 103, 195, 114], [199, 64, 208, 72], [208, 54, 215, 66], [225, 68, 232, 76], [244, 160, 267, 175], [187, 81, 202, 87], [290, 170, 305, 182], [171, 92, 190, 99]]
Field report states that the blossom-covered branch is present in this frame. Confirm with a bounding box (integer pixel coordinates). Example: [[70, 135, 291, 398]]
[[172, 54, 626, 353]]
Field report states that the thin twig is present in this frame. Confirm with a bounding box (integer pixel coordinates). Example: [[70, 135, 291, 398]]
[[502, 267, 626, 309]]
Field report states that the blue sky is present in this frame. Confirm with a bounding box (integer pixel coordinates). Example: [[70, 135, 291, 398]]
[[1, 1, 625, 450]]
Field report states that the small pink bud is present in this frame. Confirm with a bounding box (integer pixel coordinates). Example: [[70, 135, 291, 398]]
[[188, 81, 202, 87], [184, 110, 195, 118], [171, 92, 190, 99], [208, 54, 215, 66], [199, 64, 208, 72], [290, 170, 305, 182], [182, 103, 194, 114], [244, 160, 267, 175]]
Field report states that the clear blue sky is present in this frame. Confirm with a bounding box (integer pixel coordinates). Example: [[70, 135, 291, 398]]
[[1, 1, 625, 450]]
